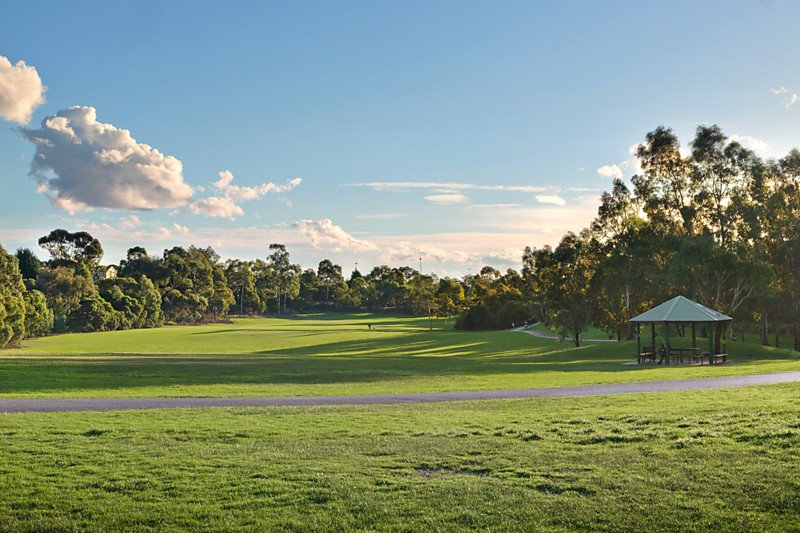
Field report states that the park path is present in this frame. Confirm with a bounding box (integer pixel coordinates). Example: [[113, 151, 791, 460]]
[[1, 372, 799, 413], [514, 325, 619, 342]]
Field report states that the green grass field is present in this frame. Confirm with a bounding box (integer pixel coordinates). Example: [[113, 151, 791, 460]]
[[2, 313, 800, 530], [1, 313, 799, 399], [1, 384, 799, 531]]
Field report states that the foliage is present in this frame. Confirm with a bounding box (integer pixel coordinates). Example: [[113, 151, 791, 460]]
[[15, 248, 42, 280], [23, 289, 54, 338], [0, 245, 27, 347]]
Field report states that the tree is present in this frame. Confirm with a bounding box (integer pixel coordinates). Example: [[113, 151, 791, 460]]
[[35, 266, 96, 331], [67, 295, 118, 333], [0, 245, 27, 346], [267, 244, 300, 313], [38, 229, 103, 270], [632, 126, 695, 233], [23, 289, 53, 338], [225, 260, 262, 315], [544, 232, 595, 346], [15, 248, 43, 281], [435, 278, 465, 328], [317, 259, 343, 304]]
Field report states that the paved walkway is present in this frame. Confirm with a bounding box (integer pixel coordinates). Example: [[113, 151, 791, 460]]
[[514, 325, 618, 342], [2, 372, 799, 413]]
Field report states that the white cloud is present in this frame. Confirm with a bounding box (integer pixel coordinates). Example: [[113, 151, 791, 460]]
[[190, 196, 244, 219], [22, 106, 194, 213], [213, 170, 301, 200], [191, 170, 302, 218], [119, 215, 142, 229], [729, 134, 770, 156], [294, 218, 378, 252], [535, 195, 566, 206], [424, 193, 468, 204], [597, 164, 623, 180], [349, 181, 553, 193], [172, 223, 190, 235], [383, 241, 474, 264], [771, 86, 799, 109], [486, 247, 523, 265], [0, 55, 46, 125]]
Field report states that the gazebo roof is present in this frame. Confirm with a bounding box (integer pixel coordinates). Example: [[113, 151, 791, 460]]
[[630, 295, 732, 323]]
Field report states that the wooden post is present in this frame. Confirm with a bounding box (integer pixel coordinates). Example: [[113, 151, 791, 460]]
[[636, 323, 641, 362], [691, 323, 696, 350], [665, 322, 670, 363], [651, 323, 656, 350], [708, 323, 714, 356]]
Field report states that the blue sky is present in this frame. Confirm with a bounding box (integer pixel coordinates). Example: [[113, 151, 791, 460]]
[[1, 0, 798, 275]]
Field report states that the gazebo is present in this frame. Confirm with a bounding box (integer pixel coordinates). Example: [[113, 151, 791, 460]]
[[629, 295, 732, 364]]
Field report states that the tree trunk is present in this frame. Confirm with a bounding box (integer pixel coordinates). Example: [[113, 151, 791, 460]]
[[761, 312, 769, 346], [573, 332, 580, 347]]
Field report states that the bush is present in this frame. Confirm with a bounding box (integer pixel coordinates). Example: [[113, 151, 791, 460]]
[[24, 289, 54, 338]]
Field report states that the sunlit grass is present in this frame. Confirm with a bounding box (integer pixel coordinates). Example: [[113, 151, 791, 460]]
[[1, 313, 799, 399], [1, 384, 799, 530]]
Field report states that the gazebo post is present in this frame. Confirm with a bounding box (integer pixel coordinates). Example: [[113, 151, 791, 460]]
[[651, 323, 656, 350], [665, 322, 670, 363], [636, 323, 641, 362], [691, 323, 696, 350], [708, 324, 714, 356]]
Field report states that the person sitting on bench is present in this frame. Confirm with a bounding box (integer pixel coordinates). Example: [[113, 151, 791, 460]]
[[657, 341, 668, 365]]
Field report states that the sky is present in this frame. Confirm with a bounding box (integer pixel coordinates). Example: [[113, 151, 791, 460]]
[[0, 0, 798, 276]]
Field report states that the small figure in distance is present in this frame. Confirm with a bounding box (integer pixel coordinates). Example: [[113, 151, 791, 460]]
[[368, 323, 372, 330], [657, 341, 668, 365]]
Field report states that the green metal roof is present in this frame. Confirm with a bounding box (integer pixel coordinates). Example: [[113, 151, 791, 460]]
[[629, 295, 732, 323]]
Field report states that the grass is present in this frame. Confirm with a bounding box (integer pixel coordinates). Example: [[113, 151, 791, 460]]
[[2, 312, 800, 399], [1, 384, 799, 531]]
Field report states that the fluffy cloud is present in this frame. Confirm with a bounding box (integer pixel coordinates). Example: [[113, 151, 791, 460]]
[[535, 195, 566, 206], [213, 170, 301, 200], [294, 218, 378, 252], [597, 164, 623, 180], [383, 241, 473, 264], [22, 106, 194, 213], [190, 196, 244, 219], [191, 170, 302, 218], [771, 86, 798, 109], [424, 193, 468, 204], [0, 55, 45, 125]]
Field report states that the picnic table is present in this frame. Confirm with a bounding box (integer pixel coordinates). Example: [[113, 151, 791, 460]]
[[670, 347, 698, 364]]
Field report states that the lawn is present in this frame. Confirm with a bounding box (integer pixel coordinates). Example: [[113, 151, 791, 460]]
[[1, 313, 799, 399], [1, 384, 798, 531]]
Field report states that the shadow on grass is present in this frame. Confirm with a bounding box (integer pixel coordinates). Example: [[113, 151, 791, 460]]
[[2, 316, 798, 396]]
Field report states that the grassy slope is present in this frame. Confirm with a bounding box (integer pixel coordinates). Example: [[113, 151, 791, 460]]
[[1, 313, 799, 399], [1, 384, 798, 531]]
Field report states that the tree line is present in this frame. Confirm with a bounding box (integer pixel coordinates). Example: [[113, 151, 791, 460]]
[[0, 230, 472, 346], [464, 124, 800, 351], [1, 124, 798, 351]]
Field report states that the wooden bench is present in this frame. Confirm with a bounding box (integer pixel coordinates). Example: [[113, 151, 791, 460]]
[[691, 352, 708, 365], [711, 353, 727, 365], [638, 345, 656, 364]]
